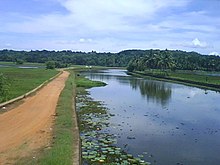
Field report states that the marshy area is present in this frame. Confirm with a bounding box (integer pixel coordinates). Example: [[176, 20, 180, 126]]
[[75, 74, 150, 164]]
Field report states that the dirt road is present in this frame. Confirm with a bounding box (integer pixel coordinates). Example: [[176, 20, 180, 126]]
[[0, 71, 69, 164]]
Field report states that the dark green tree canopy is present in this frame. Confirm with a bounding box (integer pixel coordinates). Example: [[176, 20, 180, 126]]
[[46, 61, 55, 69], [0, 49, 220, 71]]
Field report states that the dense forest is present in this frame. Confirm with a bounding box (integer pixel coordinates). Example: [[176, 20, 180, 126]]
[[127, 49, 220, 72], [0, 49, 220, 71]]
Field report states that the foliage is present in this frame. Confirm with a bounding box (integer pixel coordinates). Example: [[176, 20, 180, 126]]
[[54, 61, 69, 68], [127, 60, 136, 72], [46, 61, 55, 69], [127, 49, 220, 72], [15, 59, 24, 65], [1, 49, 220, 71], [127, 50, 175, 72], [0, 74, 10, 102], [46, 61, 69, 69]]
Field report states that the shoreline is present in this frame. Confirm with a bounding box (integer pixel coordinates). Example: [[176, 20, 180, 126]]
[[128, 71, 220, 92]]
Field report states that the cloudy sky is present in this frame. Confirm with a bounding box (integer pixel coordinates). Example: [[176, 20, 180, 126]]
[[0, 0, 219, 55]]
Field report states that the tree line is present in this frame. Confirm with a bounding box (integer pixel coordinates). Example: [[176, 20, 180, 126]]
[[127, 49, 220, 72], [0, 49, 220, 71]]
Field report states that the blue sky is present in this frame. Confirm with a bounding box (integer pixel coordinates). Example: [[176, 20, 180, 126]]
[[0, 0, 220, 55]]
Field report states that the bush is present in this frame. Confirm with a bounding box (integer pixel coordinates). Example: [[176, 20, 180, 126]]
[[15, 59, 24, 65], [46, 61, 55, 69]]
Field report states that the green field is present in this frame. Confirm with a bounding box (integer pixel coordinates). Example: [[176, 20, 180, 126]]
[[0, 61, 45, 67], [169, 71, 220, 85], [0, 68, 58, 103], [133, 70, 220, 91]]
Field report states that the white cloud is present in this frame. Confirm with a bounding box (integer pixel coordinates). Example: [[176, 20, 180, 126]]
[[209, 52, 219, 56], [2, 0, 220, 55], [192, 38, 208, 48], [59, 0, 189, 31], [1, 0, 189, 34], [177, 38, 209, 49], [79, 38, 93, 43]]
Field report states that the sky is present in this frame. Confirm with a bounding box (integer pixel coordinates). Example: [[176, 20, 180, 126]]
[[0, 0, 220, 55]]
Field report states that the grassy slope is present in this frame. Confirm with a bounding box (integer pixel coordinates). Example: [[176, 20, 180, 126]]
[[133, 70, 220, 90], [0, 68, 58, 102], [16, 70, 76, 165], [170, 72, 220, 85]]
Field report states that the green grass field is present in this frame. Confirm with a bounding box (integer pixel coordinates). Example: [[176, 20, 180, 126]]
[[0, 61, 45, 67], [133, 70, 220, 90], [170, 71, 220, 85], [0, 68, 58, 103]]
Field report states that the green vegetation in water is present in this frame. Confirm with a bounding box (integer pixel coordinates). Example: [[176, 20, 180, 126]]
[[76, 75, 150, 165], [16, 70, 76, 165], [0, 68, 58, 103], [76, 75, 107, 88]]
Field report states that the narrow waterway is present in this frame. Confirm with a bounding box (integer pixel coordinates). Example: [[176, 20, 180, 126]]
[[83, 69, 220, 165]]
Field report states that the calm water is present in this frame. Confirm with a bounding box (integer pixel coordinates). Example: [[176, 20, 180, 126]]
[[83, 69, 220, 165]]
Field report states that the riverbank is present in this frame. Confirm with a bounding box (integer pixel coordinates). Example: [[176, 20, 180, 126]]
[[76, 72, 150, 165], [129, 70, 220, 92]]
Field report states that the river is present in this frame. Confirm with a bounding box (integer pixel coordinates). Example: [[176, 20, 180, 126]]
[[82, 69, 220, 165]]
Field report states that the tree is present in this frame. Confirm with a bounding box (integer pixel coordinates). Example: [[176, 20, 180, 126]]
[[15, 59, 24, 65], [0, 74, 10, 102], [127, 60, 136, 72], [46, 61, 55, 69]]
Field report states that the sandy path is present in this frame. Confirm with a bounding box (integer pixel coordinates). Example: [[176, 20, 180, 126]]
[[0, 71, 69, 164]]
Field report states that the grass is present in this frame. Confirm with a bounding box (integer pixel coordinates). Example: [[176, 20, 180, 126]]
[[0, 68, 58, 103], [170, 71, 220, 85], [0, 61, 45, 67], [16, 70, 76, 165], [75, 75, 107, 88], [132, 70, 220, 91]]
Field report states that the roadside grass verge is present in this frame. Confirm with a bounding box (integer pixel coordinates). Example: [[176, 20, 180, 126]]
[[16, 70, 76, 165], [0, 68, 58, 103]]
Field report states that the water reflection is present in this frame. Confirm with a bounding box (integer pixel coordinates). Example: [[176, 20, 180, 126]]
[[84, 70, 172, 106], [129, 79, 171, 106], [84, 69, 220, 165]]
